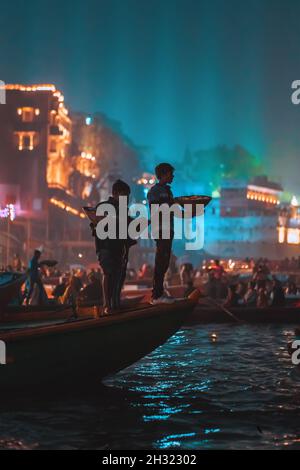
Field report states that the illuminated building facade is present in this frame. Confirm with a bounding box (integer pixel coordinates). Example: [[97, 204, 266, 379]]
[[0, 84, 92, 264], [277, 199, 300, 246], [0, 84, 71, 218], [200, 177, 293, 259], [220, 176, 282, 217]]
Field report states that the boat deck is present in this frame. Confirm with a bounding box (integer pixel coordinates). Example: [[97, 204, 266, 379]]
[[0, 298, 194, 341]]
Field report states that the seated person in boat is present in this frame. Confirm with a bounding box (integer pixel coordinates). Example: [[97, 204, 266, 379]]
[[252, 264, 269, 289], [270, 278, 285, 307], [224, 284, 240, 308], [12, 253, 22, 271], [285, 280, 298, 296], [243, 281, 257, 306], [184, 280, 195, 298], [126, 267, 137, 281], [256, 287, 269, 308], [236, 281, 247, 298], [52, 274, 69, 300], [147, 162, 176, 305], [138, 263, 153, 280], [211, 259, 225, 280], [91, 179, 136, 314], [209, 260, 226, 299], [77, 271, 103, 306], [265, 279, 273, 298], [61, 275, 83, 317], [180, 263, 194, 286], [169, 251, 178, 275]]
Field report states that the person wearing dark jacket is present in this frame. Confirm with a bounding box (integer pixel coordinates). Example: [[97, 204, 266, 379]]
[[271, 278, 285, 307], [147, 163, 177, 305], [91, 179, 135, 314]]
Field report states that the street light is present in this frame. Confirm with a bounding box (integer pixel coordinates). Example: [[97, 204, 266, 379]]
[[0, 204, 16, 266]]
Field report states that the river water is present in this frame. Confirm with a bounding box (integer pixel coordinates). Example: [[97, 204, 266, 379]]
[[1, 324, 300, 450]]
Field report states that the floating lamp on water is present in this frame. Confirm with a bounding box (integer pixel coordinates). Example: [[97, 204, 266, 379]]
[[210, 333, 218, 343]]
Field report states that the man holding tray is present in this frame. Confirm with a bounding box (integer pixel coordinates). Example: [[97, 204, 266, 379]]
[[147, 163, 177, 305]]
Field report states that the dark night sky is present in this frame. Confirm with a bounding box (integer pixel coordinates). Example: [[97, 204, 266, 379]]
[[1, 0, 300, 192]]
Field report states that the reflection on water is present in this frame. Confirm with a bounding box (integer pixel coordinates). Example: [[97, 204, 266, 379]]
[[1, 324, 300, 449]]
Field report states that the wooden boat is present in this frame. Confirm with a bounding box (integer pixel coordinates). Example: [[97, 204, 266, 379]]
[[124, 284, 186, 299], [187, 299, 300, 324], [0, 272, 26, 312], [0, 296, 144, 326], [1, 304, 72, 325], [77, 295, 144, 314], [125, 278, 153, 287], [0, 289, 201, 390], [124, 274, 182, 289]]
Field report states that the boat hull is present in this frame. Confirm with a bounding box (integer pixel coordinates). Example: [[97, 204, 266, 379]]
[[2, 304, 72, 324], [188, 302, 300, 324], [0, 298, 197, 391], [1, 296, 144, 326]]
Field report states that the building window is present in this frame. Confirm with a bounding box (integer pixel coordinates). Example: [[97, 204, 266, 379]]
[[15, 132, 39, 151], [17, 107, 40, 122], [287, 228, 300, 245], [49, 139, 57, 153], [23, 135, 31, 148]]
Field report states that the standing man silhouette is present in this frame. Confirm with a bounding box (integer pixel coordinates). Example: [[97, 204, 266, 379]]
[[147, 163, 176, 304]]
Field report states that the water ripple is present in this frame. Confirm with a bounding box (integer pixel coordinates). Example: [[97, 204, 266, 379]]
[[1, 324, 300, 449]]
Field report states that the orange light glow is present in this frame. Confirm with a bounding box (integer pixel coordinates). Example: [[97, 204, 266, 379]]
[[15, 131, 38, 151], [247, 190, 278, 205], [49, 198, 85, 218], [278, 226, 286, 244], [6, 84, 56, 92]]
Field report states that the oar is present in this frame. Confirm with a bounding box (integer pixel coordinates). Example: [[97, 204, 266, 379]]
[[206, 297, 242, 323]]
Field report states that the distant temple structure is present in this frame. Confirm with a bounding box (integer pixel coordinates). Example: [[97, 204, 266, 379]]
[[220, 176, 282, 217], [203, 176, 300, 259]]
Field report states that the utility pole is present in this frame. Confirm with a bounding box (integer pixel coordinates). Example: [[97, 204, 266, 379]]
[[26, 218, 31, 261], [6, 217, 10, 267]]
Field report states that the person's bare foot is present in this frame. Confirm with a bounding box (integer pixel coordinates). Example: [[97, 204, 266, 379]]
[[103, 306, 112, 316]]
